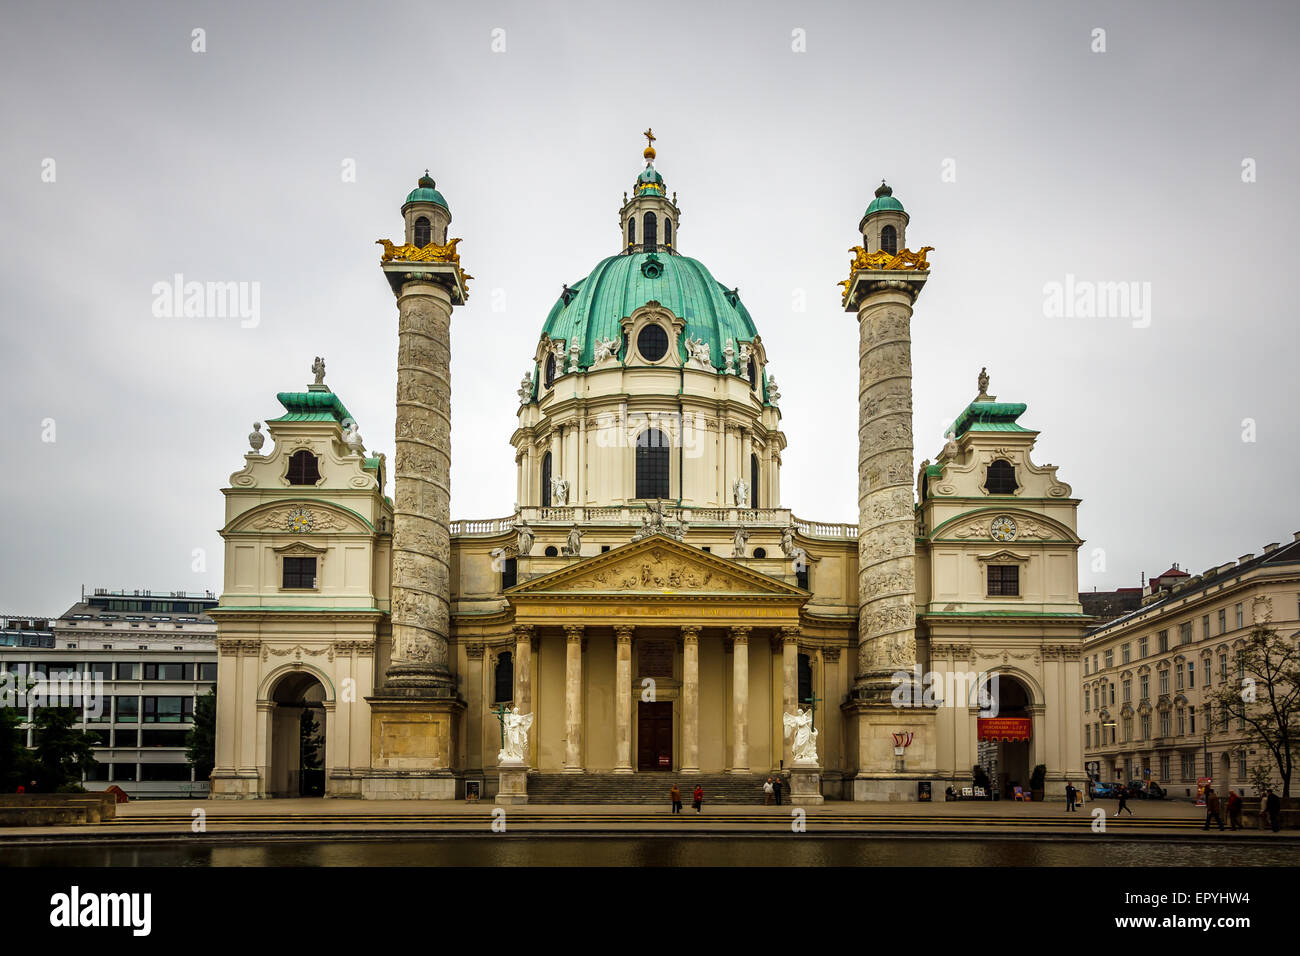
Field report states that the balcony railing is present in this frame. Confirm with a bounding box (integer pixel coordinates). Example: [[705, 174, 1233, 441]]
[[449, 508, 860, 540]]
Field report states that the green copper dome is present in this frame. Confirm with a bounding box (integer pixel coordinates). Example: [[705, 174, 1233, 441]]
[[403, 171, 449, 211], [539, 251, 764, 382], [635, 163, 666, 195], [864, 180, 904, 217]]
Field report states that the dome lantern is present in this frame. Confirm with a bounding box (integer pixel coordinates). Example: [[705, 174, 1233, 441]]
[[859, 179, 909, 256], [401, 169, 451, 249], [620, 129, 680, 255]]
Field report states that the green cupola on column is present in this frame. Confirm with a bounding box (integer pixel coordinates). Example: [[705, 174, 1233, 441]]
[[859, 180, 909, 256], [402, 170, 452, 249]]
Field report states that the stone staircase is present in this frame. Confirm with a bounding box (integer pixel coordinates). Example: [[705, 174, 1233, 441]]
[[525, 772, 787, 805]]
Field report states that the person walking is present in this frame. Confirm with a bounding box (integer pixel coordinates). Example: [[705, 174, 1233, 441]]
[[773, 774, 783, 806], [1203, 786, 1225, 830], [1265, 788, 1282, 833], [692, 784, 704, 813], [1114, 786, 1133, 817], [763, 777, 774, 805], [670, 783, 682, 815], [1065, 781, 1077, 811], [1226, 790, 1243, 830]]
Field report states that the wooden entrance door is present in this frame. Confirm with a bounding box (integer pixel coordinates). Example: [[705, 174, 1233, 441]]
[[637, 701, 673, 771]]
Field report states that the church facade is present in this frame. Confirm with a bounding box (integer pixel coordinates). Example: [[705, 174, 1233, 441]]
[[210, 136, 1088, 801]]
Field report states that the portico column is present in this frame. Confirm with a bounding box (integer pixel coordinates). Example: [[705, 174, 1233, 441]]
[[681, 625, 701, 773], [614, 625, 634, 772], [731, 626, 751, 773], [781, 625, 799, 766], [512, 625, 533, 716], [563, 625, 584, 771]]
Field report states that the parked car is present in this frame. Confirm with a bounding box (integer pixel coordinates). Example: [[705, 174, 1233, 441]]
[[1091, 781, 1123, 799], [1126, 780, 1167, 799]]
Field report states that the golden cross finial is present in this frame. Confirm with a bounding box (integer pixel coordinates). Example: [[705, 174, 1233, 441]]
[[643, 128, 655, 148]]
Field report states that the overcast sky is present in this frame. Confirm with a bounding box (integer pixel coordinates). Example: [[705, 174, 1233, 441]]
[[2, 0, 1298, 615]]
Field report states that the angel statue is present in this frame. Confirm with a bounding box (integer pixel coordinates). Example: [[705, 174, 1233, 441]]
[[513, 519, 534, 556], [593, 336, 620, 365], [550, 475, 570, 506], [684, 335, 711, 367], [783, 708, 819, 765], [732, 476, 749, 508], [497, 707, 534, 764]]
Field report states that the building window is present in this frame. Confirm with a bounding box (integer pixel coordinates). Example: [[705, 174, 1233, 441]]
[[543, 546, 559, 557], [142, 696, 192, 724], [1159, 710, 1170, 737], [664, 218, 672, 247], [986, 565, 1019, 596], [750, 454, 760, 509], [628, 217, 635, 246], [1138, 636, 1148, 658], [1237, 749, 1247, 780], [1109, 684, 1115, 705], [1093, 654, 1099, 672], [1139, 674, 1149, 700], [1104, 649, 1113, 670], [880, 224, 897, 255], [1176, 665, 1184, 691], [1085, 724, 1091, 747], [1217, 608, 1226, 634], [1140, 713, 1150, 739], [1160, 754, 1171, 780], [1176, 708, 1185, 736], [643, 212, 657, 252], [1084, 688, 1090, 711], [1179, 622, 1192, 645], [544, 353, 556, 389], [540, 452, 552, 506], [1159, 669, 1169, 695], [747, 357, 758, 388], [502, 557, 517, 590], [287, 450, 321, 486], [797, 654, 813, 705], [1235, 603, 1243, 629], [796, 565, 809, 591], [282, 557, 317, 590], [1235, 649, 1245, 680], [1202, 657, 1211, 687], [1122, 717, 1133, 742], [414, 216, 431, 248], [1122, 644, 1131, 665], [143, 663, 194, 681], [1158, 630, 1168, 652], [198, 663, 217, 682], [984, 459, 1018, 495], [1188, 705, 1195, 734], [1122, 679, 1131, 703], [636, 324, 669, 362], [1202, 615, 1210, 640], [1187, 662, 1194, 688], [1218, 654, 1228, 682], [1181, 753, 1194, 781], [635, 428, 670, 499], [494, 652, 513, 704]]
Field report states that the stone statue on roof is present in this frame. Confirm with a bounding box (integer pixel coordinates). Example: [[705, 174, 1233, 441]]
[[313, 356, 326, 385]]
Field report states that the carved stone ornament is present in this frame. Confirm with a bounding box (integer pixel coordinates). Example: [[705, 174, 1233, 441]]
[[723, 338, 736, 373], [550, 475, 570, 506], [497, 707, 534, 765], [518, 371, 533, 403], [248, 422, 265, 453], [783, 709, 819, 765], [563, 551, 747, 593], [592, 336, 620, 365], [563, 524, 583, 556], [738, 342, 752, 380], [766, 375, 781, 406]]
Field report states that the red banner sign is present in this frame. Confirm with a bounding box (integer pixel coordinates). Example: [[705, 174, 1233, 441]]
[[978, 717, 1032, 742]]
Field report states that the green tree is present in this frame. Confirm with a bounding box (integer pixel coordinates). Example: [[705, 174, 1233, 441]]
[[185, 687, 217, 781], [0, 705, 39, 792], [300, 708, 323, 772], [1212, 624, 1298, 797], [32, 707, 98, 791]]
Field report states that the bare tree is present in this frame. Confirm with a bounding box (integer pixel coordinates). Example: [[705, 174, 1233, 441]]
[[1212, 624, 1299, 798]]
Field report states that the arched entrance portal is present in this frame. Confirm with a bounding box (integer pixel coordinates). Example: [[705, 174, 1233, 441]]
[[269, 671, 327, 798], [978, 674, 1033, 798]]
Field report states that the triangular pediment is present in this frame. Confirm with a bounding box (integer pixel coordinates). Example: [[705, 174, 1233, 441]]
[[507, 534, 807, 599]]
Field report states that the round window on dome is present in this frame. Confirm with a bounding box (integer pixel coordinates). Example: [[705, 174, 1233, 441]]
[[637, 324, 669, 362]]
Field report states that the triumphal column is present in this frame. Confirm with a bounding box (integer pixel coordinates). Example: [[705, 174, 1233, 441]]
[[839, 182, 937, 800], [366, 172, 473, 798]]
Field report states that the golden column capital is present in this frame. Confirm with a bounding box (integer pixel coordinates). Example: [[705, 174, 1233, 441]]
[[564, 624, 585, 642], [680, 625, 701, 644], [614, 624, 635, 644], [511, 623, 534, 640], [729, 625, 752, 644]]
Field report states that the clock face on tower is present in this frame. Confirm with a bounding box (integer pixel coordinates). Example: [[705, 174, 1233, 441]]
[[287, 507, 314, 533], [990, 515, 1017, 542]]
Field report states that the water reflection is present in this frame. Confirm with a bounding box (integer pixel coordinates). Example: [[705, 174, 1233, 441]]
[[5, 837, 1292, 867]]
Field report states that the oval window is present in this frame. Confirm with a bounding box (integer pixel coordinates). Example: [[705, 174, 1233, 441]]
[[637, 324, 669, 362]]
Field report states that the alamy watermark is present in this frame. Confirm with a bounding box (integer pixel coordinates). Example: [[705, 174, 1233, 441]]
[[151, 274, 261, 328], [0, 670, 104, 717], [891, 668, 1000, 717]]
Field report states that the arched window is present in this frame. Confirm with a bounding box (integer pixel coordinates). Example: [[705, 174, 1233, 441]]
[[540, 451, 552, 506], [643, 212, 657, 252], [628, 217, 635, 246], [797, 653, 813, 706], [635, 428, 670, 499], [544, 353, 556, 388], [750, 454, 760, 509], [747, 357, 757, 388], [494, 651, 513, 704], [984, 459, 1019, 495], [880, 224, 897, 255], [414, 217, 432, 249], [664, 218, 672, 247], [287, 450, 321, 485]]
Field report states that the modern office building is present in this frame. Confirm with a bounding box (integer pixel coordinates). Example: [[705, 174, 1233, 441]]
[[1, 588, 218, 798]]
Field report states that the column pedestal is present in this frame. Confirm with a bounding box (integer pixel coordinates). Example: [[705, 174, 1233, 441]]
[[788, 763, 825, 806], [364, 697, 464, 799], [496, 760, 529, 805]]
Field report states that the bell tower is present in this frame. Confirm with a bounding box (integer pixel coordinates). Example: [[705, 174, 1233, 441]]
[[619, 128, 681, 254], [840, 182, 937, 800]]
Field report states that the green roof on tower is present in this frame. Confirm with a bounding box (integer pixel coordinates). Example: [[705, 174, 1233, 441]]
[[864, 180, 905, 217], [947, 401, 1032, 439], [404, 170, 449, 211]]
